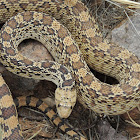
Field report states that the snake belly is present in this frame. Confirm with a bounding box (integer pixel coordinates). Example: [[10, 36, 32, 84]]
[[0, 0, 139, 139]]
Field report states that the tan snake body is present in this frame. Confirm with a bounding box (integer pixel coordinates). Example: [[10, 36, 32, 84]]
[[0, 0, 140, 139]]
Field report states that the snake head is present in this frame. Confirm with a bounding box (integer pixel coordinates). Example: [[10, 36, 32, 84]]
[[55, 88, 77, 118]]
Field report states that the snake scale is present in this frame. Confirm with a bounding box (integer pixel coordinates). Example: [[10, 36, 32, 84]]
[[0, 0, 140, 139]]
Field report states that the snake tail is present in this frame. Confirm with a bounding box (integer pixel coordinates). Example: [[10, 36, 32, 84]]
[[14, 96, 86, 140]]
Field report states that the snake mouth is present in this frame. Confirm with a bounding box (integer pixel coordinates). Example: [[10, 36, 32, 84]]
[[56, 103, 74, 118], [55, 97, 76, 118]]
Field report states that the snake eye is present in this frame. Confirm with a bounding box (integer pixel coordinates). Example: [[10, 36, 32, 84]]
[[58, 104, 61, 107]]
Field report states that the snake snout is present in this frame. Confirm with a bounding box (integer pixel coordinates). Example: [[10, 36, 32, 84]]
[[55, 88, 77, 118], [56, 103, 74, 118]]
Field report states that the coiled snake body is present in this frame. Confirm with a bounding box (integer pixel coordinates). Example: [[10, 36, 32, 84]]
[[0, 0, 140, 139]]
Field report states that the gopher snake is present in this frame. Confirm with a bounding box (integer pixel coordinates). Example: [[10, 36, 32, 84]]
[[0, 0, 140, 139], [0, 78, 85, 139]]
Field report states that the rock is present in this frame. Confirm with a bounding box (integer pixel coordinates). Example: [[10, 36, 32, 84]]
[[111, 10, 140, 58]]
